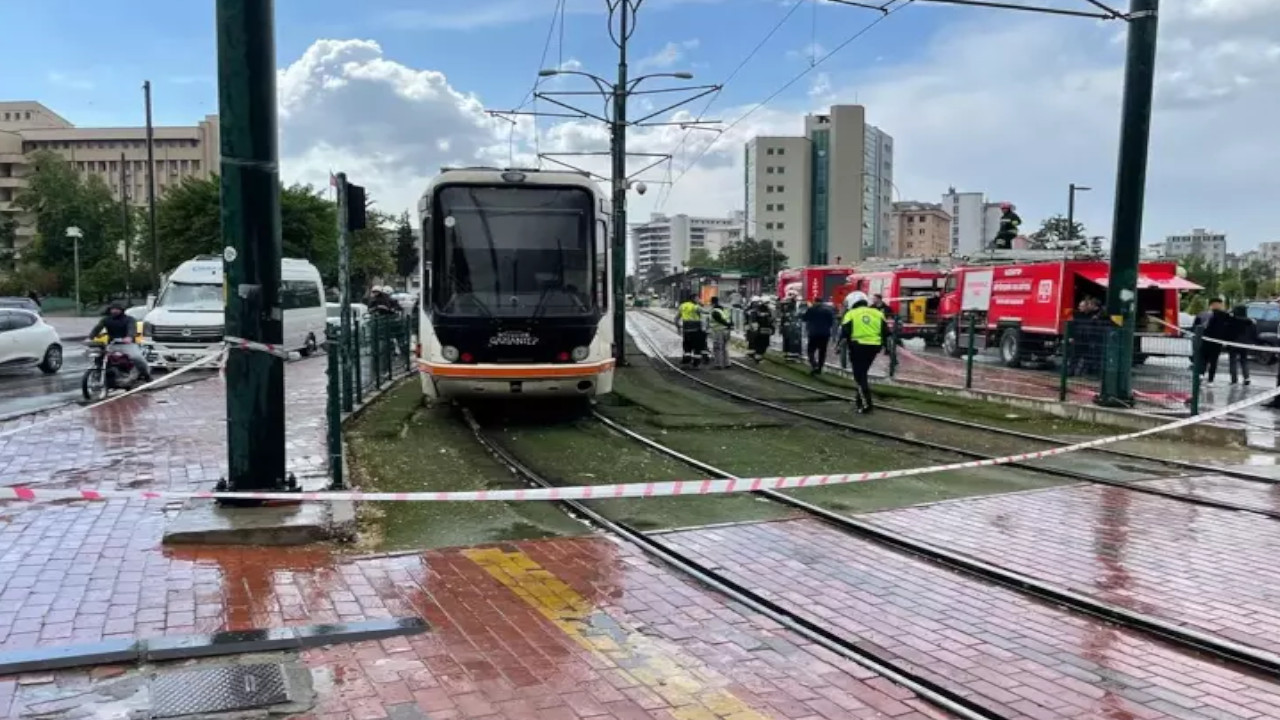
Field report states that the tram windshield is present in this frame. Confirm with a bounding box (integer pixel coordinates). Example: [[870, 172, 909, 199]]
[[432, 185, 596, 318]]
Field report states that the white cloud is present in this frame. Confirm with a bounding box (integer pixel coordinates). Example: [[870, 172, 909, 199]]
[[637, 39, 700, 70]]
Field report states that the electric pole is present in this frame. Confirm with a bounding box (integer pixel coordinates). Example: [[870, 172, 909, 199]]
[[143, 81, 159, 288], [487, 0, 720, 366], [1099, 0, 1158, 407], [120, 152, 131, 300], [216, 0, 288, 497]]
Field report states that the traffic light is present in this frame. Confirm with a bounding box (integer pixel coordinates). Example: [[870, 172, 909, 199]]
[[347, 183, 366, 231]]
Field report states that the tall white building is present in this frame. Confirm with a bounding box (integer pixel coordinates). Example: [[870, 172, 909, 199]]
[[1163, 228, 1227, 270], [632, 212, 744, 277], [941, 188, 1012, 255], [744, 105, 893, 266]]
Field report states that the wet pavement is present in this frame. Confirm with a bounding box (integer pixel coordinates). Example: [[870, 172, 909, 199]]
[[0, 350, 90, 419], [663, 518, 1280, 720], [866, 484, 1280, 656]]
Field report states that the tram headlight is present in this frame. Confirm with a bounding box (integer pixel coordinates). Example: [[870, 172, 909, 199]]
[[441, 345, 460, 362], [571, 346, 589, 362]]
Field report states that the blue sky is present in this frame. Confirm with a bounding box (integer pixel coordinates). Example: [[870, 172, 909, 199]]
[[3, 1, 1278, 253]]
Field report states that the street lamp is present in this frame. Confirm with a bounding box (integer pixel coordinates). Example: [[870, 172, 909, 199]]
[[65, 226, 83, 312], [1068, 183, 1091, 248]]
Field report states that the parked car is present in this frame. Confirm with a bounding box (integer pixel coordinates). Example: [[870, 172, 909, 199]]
[[1245, 301, 1279, 364], [0, 297, 42, 315], [0, 309, 63, 374], [325, 302, 370, 334]]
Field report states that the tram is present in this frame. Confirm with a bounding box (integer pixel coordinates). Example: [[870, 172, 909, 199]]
[[414, 167, 615, 400]]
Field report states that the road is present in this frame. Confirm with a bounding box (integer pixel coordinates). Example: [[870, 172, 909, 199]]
[[0, 347, 92, 418]]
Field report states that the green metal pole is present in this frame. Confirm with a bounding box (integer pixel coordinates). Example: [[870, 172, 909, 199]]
[[1189, 325, 1203, 415], [326, 344, 345, 489], [888, 316, 899, 378], [1059, 320, 1072, 402], [372, 317, 383, 391], [404, 316, 412, 374], [337, 173, 353, 412], [610, 1, 630, 366], [1099, 0, 1159, 407], [965, 315, 976, 390], [353, 318, 363, 405], [217, 0, 287, 494]]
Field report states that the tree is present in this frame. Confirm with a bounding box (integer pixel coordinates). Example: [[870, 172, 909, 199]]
[[686, 247, 715, 269], [15, 151, 124, 294], [350, 209, 396, 296], [0, 213, 16, 273], [394, 211, 417, 281], [152, 176, 339, 281], [1028, 214, 1086, 250], [642, 263, 666, 289], [719, 238, 788, 282]]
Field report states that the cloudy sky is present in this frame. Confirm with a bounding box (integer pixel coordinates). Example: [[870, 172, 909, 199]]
[[3, 0, 1277, 266]]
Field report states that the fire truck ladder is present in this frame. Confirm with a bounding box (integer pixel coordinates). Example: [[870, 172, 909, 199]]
[[958, 248, 1102, 265]]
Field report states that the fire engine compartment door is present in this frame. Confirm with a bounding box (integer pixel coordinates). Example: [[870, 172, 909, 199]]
[[961, 269, 993, 311]]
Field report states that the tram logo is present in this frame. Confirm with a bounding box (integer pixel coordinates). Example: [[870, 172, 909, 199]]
[[488, 330, 539, 347]]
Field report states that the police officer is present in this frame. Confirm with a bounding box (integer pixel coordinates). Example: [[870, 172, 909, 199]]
[[840, 291, 888, 413], [708, 296, 733, 369], [676, 292, 708, 368]]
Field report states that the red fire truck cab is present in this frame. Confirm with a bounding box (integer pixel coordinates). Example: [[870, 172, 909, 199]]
[[937, 257, 1200, 367], [840, 266, 948, 343], [777, 266, 857, 303]]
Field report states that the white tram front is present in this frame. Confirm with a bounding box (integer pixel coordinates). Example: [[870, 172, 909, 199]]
[[414, 167, 615, 399]]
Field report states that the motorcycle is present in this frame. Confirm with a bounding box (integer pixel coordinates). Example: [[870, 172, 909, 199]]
[[82, 336, 152, 401]]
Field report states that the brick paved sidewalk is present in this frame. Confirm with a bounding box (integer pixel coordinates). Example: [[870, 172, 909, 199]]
[[663, 518, 1280, 720], [3, 538, 954, 719], [866, 484, 1280, 656]]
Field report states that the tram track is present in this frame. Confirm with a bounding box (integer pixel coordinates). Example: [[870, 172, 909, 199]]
[[629, 313, 1280, 521], [458, 405, 1002, 720], [457, 401, 1280, 720], [638, 306, 1279, 487]]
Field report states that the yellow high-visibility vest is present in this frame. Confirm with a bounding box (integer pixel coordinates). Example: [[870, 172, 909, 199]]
[[679, 301, 701, 323], [844, 306, 884, 346]]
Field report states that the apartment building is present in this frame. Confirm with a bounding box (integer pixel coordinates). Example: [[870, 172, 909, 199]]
[[744, 105, 893, 267], [889, 202, 951, 258], [0, 100, 219, 256], [1163, 228, 1227, 270], [632, 211, 744, 277], [940, 187, 1012, 255], [743, 136, 811, 267]]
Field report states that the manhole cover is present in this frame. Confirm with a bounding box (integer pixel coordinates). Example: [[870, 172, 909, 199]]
[[150, 663, 290, 718]]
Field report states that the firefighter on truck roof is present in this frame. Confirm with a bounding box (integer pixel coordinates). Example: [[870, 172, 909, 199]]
[[992, 202, 1022, 250]]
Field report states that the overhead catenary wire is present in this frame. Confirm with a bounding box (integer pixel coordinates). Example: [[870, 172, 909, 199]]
[[654, 0, 810, 209], [504, 0, 567, 165], [662, 0, 911, 204]]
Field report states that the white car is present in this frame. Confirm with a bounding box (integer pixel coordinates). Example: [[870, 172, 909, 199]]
[[0, 309, 63, 374]]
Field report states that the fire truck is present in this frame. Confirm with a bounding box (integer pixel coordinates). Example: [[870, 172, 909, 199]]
[[936, 250, 1200, 367], [776, 265, 857, 302], [840, 259, 949, 343]]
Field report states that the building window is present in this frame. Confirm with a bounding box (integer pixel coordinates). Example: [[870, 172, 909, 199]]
[[766, 204, 774, 211], [776, 148, 785, 156], [777, 204, 784, 211], [766, 167, 775, 174], [777, 222, 785, 230], [776, 166, 784, 174], [776, 240, 784, 248], [777, 185, 785, 193], [765, 222, 774, 230], [766, 148, 774, 155]]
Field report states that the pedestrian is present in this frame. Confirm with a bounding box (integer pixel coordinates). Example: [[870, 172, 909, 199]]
[[677, 292, 704, 368], [746, 296, 774, 361], [1229, 304, 1256, 386], [26, 289, 41, 308], [802, 297, 836, 375], [1199, 297, 1233, 383], [708, 296, 733, 369], [841, 291, 888, 413], [780, 292, 802, 360]]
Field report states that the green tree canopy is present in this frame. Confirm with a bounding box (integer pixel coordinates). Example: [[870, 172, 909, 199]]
[[686, 247, 716, 268], [720, 238, 788, 283], [1028, 214, 1087, 249], [15, 150, 126, 294], [394, 211, 417, 281]]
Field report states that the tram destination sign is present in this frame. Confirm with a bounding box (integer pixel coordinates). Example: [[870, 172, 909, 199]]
[[488, 330, 539, 347]]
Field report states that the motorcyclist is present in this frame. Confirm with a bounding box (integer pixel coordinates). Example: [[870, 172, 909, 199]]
[[368, 286, 401, 316], [992, 202, 1022, 250], [89, 303, 152, 383]]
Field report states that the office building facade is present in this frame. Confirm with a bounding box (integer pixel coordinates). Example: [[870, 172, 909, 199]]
[[632, 211, 744, 277], [889, 202, 951, 258]]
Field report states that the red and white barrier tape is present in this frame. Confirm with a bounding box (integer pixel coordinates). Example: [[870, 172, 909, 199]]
[[5, 383, 1279, 504], [224, 336, 293, 359], [1152, 318, 1280, 354]]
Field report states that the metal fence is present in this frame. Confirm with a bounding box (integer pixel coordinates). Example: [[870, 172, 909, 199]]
[[325, 314, 416, 489]]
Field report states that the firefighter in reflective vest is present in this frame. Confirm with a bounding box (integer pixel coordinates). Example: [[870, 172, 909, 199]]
[[677, 292, 709, 368], [708, 296, 733, 369], [841, 291, 888, 413]]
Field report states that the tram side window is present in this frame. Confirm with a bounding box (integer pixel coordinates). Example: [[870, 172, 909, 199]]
[[596, 219, 608, 309]]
